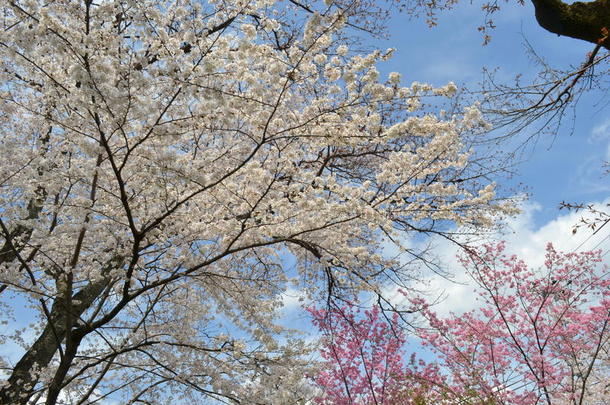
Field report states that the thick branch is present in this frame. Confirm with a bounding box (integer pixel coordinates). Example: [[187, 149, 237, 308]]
[[531, 0, 610, 49], [0, 279, 108, 405]]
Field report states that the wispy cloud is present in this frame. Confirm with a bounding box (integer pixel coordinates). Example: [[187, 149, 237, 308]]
[[590, 117, 610, 161], [384, 198, 610, 317]]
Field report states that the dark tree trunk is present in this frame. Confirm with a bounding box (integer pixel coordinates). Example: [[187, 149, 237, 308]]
[[531, 0, 610, 49], [0, 280, 107, 405]]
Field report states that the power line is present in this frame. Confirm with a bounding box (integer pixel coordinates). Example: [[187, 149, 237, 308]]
[[590, 232, 610, 252], [572, 233, 596, 253]]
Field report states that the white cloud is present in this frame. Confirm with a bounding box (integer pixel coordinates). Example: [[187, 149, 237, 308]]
[[591, 117, 610, 140], [278, 199, 610, 330], [385, 198, 610, 317], [280, 287, 308, 313], [503, 199, 610, 264], [590, 117, 610, 161]]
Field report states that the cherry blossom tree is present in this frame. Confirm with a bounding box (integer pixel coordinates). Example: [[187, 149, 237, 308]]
[[400, 0, 610, 150], [308, 304, 451, 405], [0, 0, 513, 403], [416, 243, 610, 405], [311, 244, 610, 405], [308, 305, 406, 404]]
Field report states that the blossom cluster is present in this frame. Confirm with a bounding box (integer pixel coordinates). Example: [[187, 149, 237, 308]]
[[0, 0, 513, 403], [311, 244, 610, 405]]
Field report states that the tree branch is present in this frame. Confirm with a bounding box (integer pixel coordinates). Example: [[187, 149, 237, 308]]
[[531, 0, 610, 49]]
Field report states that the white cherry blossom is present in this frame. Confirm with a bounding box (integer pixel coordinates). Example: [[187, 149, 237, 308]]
[[0, 0, 514, 403]]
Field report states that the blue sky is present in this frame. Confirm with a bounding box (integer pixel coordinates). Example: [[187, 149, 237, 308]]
[[279, 2, 610, 375], [366, 1, 610, 318], [376, 1, 609, 229], [2, 2, 608, 401], [281, 0, 610, 328]]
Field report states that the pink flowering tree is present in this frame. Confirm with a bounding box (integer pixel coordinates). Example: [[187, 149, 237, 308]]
[[307, 305, 402, 404], [311, 243, 610, 405], [416, 243, 610, 405], [308, 305, 449, 404]]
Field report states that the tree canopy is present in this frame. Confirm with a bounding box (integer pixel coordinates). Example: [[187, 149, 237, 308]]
[[0, 0, 516, 403]]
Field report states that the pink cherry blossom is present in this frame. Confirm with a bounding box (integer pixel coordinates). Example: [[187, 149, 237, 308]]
[[312, 243, 610, 405]]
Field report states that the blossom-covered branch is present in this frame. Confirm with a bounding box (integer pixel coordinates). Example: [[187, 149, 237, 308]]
[[0, 0, 511, 403]]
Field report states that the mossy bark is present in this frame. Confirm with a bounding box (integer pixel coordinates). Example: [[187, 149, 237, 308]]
[[531, 0, 610, 49]]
